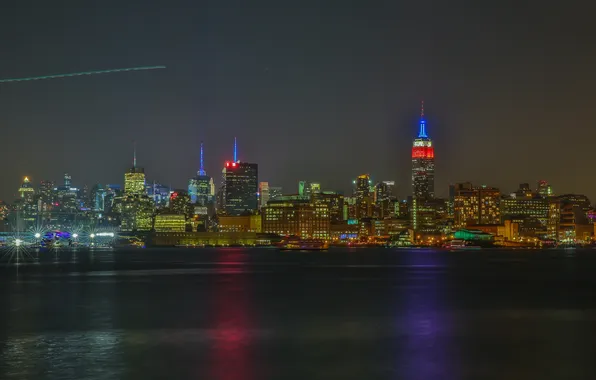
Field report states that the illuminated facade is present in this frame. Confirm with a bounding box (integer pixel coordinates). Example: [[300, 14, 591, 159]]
[[354, 174, 373, 219], [259, 182, 270, 208], [411, 102, 435, 199], [18, 177, 35, 201], [188, 142, 215, 205], [313, 191, 344, 223], [262, 199, 330, 239], [154, 214, 186, 232], [222, 161, 258, 216], [218, 215, 262, 233], [500, 184, 549, 228], [547, 194, 593, 241], [120, 195, 154, 232], [125, 168, 146, 195], [537, 180, 553, 198], [454, 183, 501, 227]]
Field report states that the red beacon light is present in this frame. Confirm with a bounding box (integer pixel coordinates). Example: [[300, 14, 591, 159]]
[[232, 162, 237, 167], [225, 161, 230, 167]]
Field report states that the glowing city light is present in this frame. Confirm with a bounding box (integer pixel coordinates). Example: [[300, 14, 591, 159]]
[[34, 233, 41, 239], [15, 239, 22, 246], [72, 233, 78, 238], [90, 234, 96, 239]]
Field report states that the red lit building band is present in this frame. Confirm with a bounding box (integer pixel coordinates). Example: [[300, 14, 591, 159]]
[[411, 102, 435, 200]]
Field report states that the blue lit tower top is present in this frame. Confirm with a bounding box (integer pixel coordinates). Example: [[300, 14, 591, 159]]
[[234, 137, 238, 162], [198, 141, 206, 176], [418, 100, 428, 138]]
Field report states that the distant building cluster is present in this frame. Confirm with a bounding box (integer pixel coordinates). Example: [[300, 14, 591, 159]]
[[1, 103, 594, 247]]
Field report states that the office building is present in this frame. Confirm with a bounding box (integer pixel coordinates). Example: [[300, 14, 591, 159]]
[[188, 142, 215, 205], [412, 102, 435, 199], [262, 198, 330, 239], [222, 161, 258, 216], [454, 183, 501, 227]]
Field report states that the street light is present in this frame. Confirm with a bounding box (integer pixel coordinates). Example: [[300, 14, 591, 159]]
[[89, 233, 95, 239], [34, 233, 41, 239], [15, 239, 22, 247], [72, 233, 78, 239]]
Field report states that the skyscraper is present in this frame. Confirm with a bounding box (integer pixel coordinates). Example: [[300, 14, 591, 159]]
[[221, 139, 258, 216], [18, 177, 35, 201], [188, 142, 215, 205], [259, 182, 270, 209], [124, 144, 146, 195], [411, 101, 435, 199]]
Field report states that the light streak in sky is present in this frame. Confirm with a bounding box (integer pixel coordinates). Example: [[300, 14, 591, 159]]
[[0, 65, 166, 83]]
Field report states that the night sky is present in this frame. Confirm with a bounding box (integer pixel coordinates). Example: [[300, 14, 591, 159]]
[[1, 0, 594, 201]]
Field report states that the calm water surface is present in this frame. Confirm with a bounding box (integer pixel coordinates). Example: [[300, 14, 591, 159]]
[[1, 247, 596, 379]]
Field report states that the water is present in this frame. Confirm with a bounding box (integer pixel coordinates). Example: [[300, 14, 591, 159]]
[[1, 247, 596, 379]]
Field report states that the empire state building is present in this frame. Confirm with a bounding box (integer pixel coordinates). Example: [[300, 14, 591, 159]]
[[411, 101, 435, 199]]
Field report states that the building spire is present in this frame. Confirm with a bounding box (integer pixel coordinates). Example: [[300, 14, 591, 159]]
[[199, 141, 206, 176], [234, 137, 238, 162], [133, 141, 137, 168], [418, 100, 428, 138]]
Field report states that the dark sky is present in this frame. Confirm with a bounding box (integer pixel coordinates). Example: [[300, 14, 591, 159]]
[[0, 0, 594, 201]]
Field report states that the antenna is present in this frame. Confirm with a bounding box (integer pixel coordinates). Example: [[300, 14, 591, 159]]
[[234, 137, 238, 162], [133, 141, 137, 168], [199, 141, 206, 176], [418, 100, 428, 138]]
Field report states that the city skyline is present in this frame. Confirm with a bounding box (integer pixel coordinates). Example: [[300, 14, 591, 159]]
[[2, 128, 571, 203], [1, 1, 594, 201]]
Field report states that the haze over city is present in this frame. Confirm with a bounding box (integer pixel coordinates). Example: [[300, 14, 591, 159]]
[[1, 0, 595, 201]]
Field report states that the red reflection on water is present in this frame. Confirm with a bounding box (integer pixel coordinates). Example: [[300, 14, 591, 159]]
[[208, 251, 258, 380]]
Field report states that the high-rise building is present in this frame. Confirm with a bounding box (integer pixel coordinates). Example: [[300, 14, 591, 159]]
[[222, 161, 258, 215], [353, 174, 373, 219], [412, 102, 435, 199], [18, 177, 35, 201], [188, 142, 215, 206], [374, 181, 394, 203], [454, 183, 501, 227], [269, 186, 283, 202], [124, 145, 146, 195], [500, 183, 549, 235], [298, 181, 321, 199], [313, 191, 344, 223], [169, 190, 193, 219], [537, 180, 554, 198], [262, 198, 330, 239], [259, 182, 270, 208]]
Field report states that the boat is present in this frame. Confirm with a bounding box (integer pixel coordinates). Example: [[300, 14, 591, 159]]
[[279, 239, 329, 251], [444, 239, 481, 250]]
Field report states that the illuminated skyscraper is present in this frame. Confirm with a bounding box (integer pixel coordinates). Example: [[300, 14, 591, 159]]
[[259, 182, 270, 208], [411, 101, 435, 199], [353, 174, 373, 219], [124, 144, 146, 195], [188, 142, 215, 205], [221, 139, 258, 216], [222, 161, 258, 216], [18, 177, 35, 201], [537, 180, 554, 198]]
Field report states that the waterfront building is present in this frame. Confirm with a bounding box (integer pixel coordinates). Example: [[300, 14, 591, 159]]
[[262, 198, 330, 239], [218, 215, 262, 233], [154, 214, 186, 232], [313, 191, 344, 223], [454, 183, 501, 227]]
